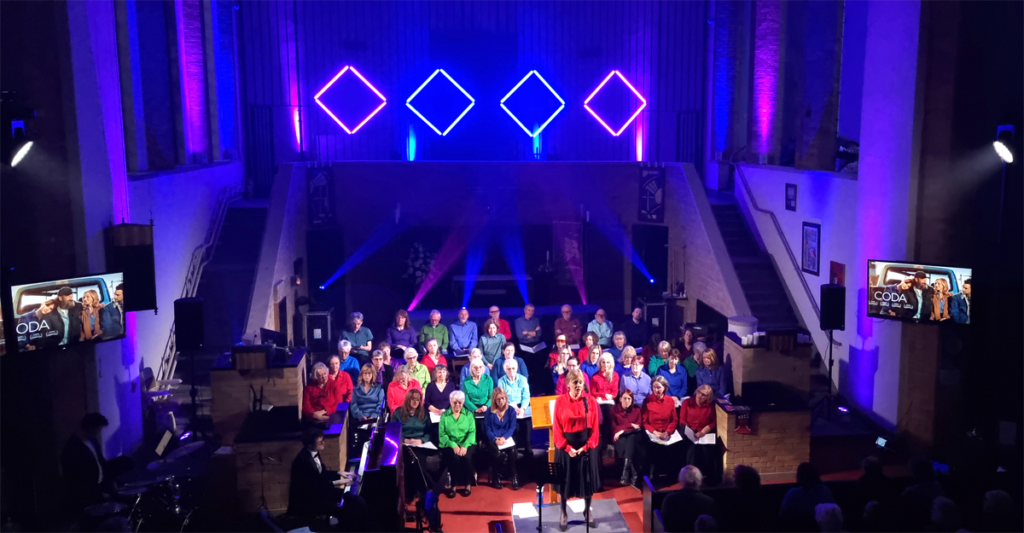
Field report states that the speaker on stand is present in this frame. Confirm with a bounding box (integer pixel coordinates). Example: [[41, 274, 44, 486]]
[[174, 298, 205, 433], [813, 284, 845, 423]]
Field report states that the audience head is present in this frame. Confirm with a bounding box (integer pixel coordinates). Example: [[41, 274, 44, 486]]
[[485, 319, 499, 337], [679, 465, 703, 489], [613, 331, 626, 349], [566, 357, 581, 373], [371, 350, 384, 369], [702, 348, 719, 370], [377, 341, 391, 358], [558, 347, 571, 365], [908, 456, 935, 483], [524, 304, 535, 318], [632, 307, 643, 322], [861, 455, 883, 477], [584, 331, 598, 348], [555, 334, 567, 347], [565, 369, 585, 398], [401, 389, 424, 421], [796, 462, 821, 488], [594, 309, 606, 323], [658, 340, 671, 357], [693, 341, 707, 358], [734, 465, 761, 490], [588, 344, 602, 363], [503, 357, 519, 379], [491, 387, 509, 413], [682, 327, 695, 345], [358, 364, 375, 386], [668, 348, 681, 368], [312, 362, 329, 385], [338, 339, 352, 356], [404, 348, 419, 365], [328, 355, 341, 374], [930, 497, 960, 531], [815, 503, 844, 533], [619, 389, 635, 409], [502, 342, 516, 358], [652, 375, 669, 397], [488, 306, 501, 320], [619, 347, 634, 367], [394, 366, 411, 387], [432, 364, 449, 383], [458, 307, 469, 323], [648, 333, 662, 349], [694, 515, 718, 533], [561, 305, 573, 318], [598, 352, 615, 375], [631, 356, 645, 375], [429, 309, 441, 326], [695, 384, 714, 405], [469, 348, 482, 361], [469, 358, 485, 378], [394, 309, 410, 329], [449, 390, 466, 412], [349, 312, 364, 329], [426, 338, 439, 355], [302, 427, 325, 450], [862, 501, 883, 532], [80, 413, 109, 440]]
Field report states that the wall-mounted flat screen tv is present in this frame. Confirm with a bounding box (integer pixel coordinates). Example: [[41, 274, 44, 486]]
[[10, 273, 126, 352], [867, 260, 972, 324]]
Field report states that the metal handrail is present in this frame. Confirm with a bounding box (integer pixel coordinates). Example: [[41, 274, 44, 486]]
[[730, 162, 842, 346], [157, 185, 243, 381]]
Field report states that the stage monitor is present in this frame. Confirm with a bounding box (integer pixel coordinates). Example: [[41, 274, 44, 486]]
[[867, 260, 972, 324], [10, 273, 126, 353]]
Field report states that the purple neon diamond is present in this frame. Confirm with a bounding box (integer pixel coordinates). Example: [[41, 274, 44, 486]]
[[314, 66, 387, 134], [583, 70, 647, 136]]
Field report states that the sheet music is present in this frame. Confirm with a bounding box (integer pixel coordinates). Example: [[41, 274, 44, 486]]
[[549, 399, 557, 423], [646, 429, 683, 446], [683, 426, 716, 445], [568, 344, 581, 351], [409, 441, 437, 450], [520, 342, 547, 354], [497, 437, 516, 450], [429, 412, 441, 424], [596, 398, 615, 405]]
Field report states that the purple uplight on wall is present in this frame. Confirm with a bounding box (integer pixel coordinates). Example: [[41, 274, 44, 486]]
[[178, 0, 209, 160], [584, 70, 647, 136], [752, 0, 783, 156], [314, 66, 387, 134]]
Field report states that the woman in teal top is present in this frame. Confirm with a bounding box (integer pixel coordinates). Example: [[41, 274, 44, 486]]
[[395, 389, 430, 445], [461, 359, 494, 414], [479, 320, 507, 371], [440, 390, 477, 498]]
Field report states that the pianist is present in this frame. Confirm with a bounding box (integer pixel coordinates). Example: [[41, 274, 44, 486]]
[[288, 428, 369, 528]]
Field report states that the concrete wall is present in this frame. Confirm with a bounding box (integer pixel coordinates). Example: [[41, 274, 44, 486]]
[[128, 162, 244, 375], [733, 164, 858, 392]]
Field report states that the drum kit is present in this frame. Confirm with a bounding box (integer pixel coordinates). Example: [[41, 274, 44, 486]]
[[82, 441, 207, 532]]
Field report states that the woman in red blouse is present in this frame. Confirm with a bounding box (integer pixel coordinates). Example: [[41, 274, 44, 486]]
[[679, 383, 721, 483], [641, 375, 684, 480], [612, 389, 644, 487], [553, 370, 601, 531]]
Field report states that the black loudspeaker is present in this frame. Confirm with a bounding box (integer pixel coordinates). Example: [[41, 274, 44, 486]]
[[174, 298, 205, 351], [820, 284, 846, 331], [105, 223, 157, 312]]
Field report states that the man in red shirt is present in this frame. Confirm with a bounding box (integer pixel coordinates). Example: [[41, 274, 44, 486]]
[[554, 304, 583, 346], [302, 362, 337, 422], [327, 355, 353, 403], [487, 306, 512, 340]]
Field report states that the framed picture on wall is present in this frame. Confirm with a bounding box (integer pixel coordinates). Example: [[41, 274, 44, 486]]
[[802, 222, 821, 276], [638, 167, 665, 222], [785, 183, 797, 211]]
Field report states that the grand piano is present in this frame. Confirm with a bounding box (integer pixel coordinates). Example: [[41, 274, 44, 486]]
[[345, 412, 404, 531]]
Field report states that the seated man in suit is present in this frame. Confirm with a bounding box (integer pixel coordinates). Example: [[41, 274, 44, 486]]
[[288, 428, 368, 527], [60, 413, 134, 514], [99, 284, 125, 340]]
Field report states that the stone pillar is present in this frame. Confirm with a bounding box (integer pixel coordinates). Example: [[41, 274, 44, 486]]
[[750, 0, 784, 163]]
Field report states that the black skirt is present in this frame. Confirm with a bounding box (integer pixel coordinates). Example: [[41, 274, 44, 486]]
[[555, 430, 601, 499]]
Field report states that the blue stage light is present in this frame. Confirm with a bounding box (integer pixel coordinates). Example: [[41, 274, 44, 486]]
[[649, 278, 655, 284], [319, 285, 325, 290], [406, 69, 475, 136]]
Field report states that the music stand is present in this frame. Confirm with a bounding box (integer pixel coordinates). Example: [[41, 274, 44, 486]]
[[535, 462, 564, 532]]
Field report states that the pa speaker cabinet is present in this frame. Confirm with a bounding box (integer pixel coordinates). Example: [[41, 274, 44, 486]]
[[174, 298, 205, 351], [820, 284, 846, 331], [106, 223, 157, 312]]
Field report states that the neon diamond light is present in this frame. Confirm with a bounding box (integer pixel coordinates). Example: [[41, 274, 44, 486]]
[[583, 70, 647, 136], [406, 69, 476, 136], [314, 66, 387, 134], [500, 70, 566, 137]]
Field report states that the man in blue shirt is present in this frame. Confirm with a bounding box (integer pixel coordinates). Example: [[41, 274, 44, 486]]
[[448, 308, 477, 356], [341, 312, 373, 361], [334, 342, 362, 385], [513, 304, 542, 347], [587, 309, 613, 347]]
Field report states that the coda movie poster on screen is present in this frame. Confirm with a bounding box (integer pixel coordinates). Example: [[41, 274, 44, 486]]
[[867, 261, 971, 324], [10, 273, 125, 353]]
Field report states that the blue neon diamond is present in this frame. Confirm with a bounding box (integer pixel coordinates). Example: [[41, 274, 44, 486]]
[[500, 71, 565, 137], [406, 70, 475, 136]]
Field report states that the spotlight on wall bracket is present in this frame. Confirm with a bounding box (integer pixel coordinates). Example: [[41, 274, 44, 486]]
[[1, 90, 37, 168], [994, 125, 1015, 164]]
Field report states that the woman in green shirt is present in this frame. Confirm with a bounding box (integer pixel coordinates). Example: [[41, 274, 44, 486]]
[[440, 390, 477, 498], [461, 359, 494, 414], [644, 343, 666, 377]]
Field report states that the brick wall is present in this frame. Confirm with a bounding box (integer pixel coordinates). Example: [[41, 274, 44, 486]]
[[725, 334, 815, 397], [234, 439, 302, 513], [210, 354, 307, 443], [717, 405, 810, 480]]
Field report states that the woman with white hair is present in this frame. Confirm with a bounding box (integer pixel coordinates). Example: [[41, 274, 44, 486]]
[[490, 342, 529, 384], [498, 357, 533, 461], [439, 390, 477, 498], [342, 311, 373, 359], [460, 348, 484, 382], [404, 348, 431, 387], [302, 362, 337, 422]]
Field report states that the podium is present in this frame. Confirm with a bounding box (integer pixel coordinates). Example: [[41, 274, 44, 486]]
[[530, 395, 560, 503]]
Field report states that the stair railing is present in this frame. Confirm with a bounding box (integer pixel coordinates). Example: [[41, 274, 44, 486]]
[[730, 162, 841, 346], [157, 184, 243, 381]]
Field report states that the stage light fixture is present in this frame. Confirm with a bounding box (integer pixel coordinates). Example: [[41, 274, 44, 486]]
[[500, 70, 565, 137], [406, 69, 475, 136], [313, 66, 387, 134], [3, 91, 37, 167], [994, 125, 1015, 163], [583, 70, 647, 136], [649, 278, 655, 284], [10, 140, 33, 167]]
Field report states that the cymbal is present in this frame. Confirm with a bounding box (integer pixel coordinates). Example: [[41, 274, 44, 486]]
[[146, 458, 176, 472], [166, 441, 204, 460], [117, 486, 148, 497], [121, 473, 170, 489], [83, 502, 127, 516]]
